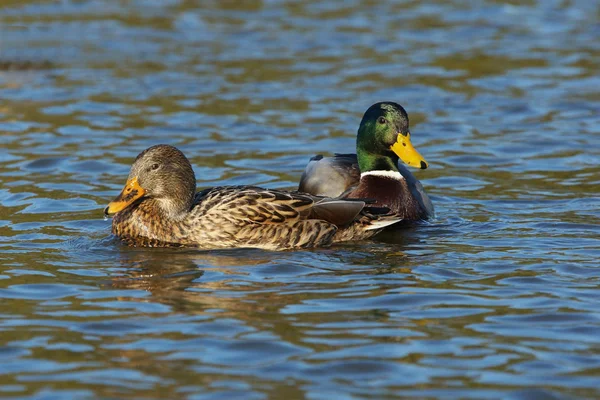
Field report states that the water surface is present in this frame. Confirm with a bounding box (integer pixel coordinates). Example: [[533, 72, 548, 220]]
[[1, 1, 599, 399]]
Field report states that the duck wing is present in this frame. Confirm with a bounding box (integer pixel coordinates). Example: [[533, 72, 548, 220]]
[[191, 186, 400, 250], [194, 185, 365, 226], [298, 154, 360, 197], [298, 154, 434, 219]]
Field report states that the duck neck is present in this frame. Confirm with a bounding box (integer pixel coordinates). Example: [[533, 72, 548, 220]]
[[356, 121, 401, 177], [357, 147, 401, 178], [156, 197, 193, 221], [151, 180, 196, 222]]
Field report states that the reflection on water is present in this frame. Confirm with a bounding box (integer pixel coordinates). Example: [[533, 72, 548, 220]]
[[1, 0, 600, 398]]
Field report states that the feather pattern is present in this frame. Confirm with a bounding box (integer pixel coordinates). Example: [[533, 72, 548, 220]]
[[107, 146, 401, 250], [298, 153, 433, 221], [297, 102, 434, 222]]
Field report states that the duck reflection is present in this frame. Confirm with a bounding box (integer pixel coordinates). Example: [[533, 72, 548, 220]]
[[104, 247, 325, 351], [102, 233, 427, 326], [99, 232, 495, 373], [105, 248, 276, 310]]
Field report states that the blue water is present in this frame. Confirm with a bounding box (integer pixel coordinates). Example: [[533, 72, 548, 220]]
[[1, 1, 599, 399]]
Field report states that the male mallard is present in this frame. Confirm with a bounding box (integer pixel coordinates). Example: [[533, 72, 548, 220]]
[[104, 144, 401, 250], [298, 102, 434, 221]]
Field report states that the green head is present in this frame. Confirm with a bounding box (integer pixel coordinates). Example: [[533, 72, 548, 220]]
[[356, 102, 428, 173]]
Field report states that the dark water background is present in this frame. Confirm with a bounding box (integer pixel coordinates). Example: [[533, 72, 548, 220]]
[[1, 1, 599, 399]]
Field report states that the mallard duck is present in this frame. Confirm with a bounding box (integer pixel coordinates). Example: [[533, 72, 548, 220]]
[[298, 102, 434, 221], [104, 144, 402, 250]]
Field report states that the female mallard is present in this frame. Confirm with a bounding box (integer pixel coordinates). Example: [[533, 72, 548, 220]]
[[298, 102, 434, 221], [104, 144, 401, 250]]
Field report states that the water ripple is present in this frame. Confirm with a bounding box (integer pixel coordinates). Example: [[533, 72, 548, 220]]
[[0, 0, 599, 399]]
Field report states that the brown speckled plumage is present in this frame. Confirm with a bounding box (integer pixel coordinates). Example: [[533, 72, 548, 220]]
[[106, 145, 401, 250]]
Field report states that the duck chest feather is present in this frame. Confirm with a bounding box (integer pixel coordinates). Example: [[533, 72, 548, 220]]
[[348, 175, 426, 221]]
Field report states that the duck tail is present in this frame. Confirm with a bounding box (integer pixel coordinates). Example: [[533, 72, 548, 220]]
[[332, 209, 402, 242], [365, 217, 402, 231]]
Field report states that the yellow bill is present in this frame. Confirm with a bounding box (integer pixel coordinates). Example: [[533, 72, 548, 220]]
[[390, 132, 428, 169], [104, 177, 145, 216]]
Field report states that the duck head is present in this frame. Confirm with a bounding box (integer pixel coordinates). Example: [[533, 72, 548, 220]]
[[356, 102, 428, 173], [104, 144, 196, 219]]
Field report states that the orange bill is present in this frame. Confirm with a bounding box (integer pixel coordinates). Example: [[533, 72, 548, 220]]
[[104, 177, 145, 216], [390, 132, 428, 169]]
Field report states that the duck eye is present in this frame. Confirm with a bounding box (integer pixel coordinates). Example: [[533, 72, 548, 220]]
[[151, 163, 160, 171], [378, 117, 387, 125]]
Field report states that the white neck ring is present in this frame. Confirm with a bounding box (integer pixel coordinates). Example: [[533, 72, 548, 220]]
[[360, 170, 404, 180]]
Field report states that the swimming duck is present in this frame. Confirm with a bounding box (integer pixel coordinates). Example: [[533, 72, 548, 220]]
[[104, 144, 402, 250], [298, 102, 434, 221]]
